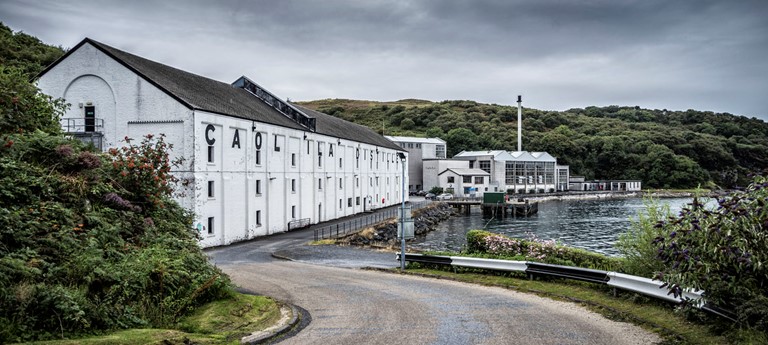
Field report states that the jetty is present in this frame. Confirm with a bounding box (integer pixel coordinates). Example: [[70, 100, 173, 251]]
[[444, 192, 538, 218]]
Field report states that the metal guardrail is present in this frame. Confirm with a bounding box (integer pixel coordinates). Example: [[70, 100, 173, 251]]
[[312, 201, 432, 241], [396, 253, 735, 321]]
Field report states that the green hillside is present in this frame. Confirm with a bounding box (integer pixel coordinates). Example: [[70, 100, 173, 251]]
[[298, 99, 768, 189]]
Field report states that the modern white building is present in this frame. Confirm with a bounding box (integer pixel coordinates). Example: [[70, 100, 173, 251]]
[[384, 136, 446, 193], [437, 168, 491, 197], [36, 38, 408, 248], [423, 159, 468, 193], [449, 150, 570, 194], [569, 177, 642, 192]]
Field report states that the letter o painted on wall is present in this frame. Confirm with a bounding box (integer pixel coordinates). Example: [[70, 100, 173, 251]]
[[254, 132, 262, 149]]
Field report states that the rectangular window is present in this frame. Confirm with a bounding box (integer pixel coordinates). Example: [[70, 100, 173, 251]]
[[356, 177, 359, 187], [255, 149, 261, 165], [339, 199, 342, 209], [469, 160, 474, 168], [347, 198, 352, 207], [339, 157, 343, 168], [208, 181, 214, 198], [256, 180, 262, 195], [479, 160, 491, 173], [435, 145, 446, 159], [207, 145, 214, 163], [408, 143, 414, 148], [463, 176, 472, 183], [356, 196, 360, 205], [274, 134, 281, 151], [256, 210, 262, 226], [416, 143, 421, 148], [318, 178, 322, 190], [376, 177, 379, 186], [447, 176, 455, 183], [291, 153, 296, 167], [475, 176, 484, 184], [291, 179, 296, 193], [207, 217, 214, 235], [339, 178, 343, 189], [291, 206, 296, 219]]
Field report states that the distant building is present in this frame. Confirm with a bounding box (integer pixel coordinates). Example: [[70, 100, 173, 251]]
[[569, 177, 642, 192], [451, 150, 570, 194], [385, 136, 447, 192], [438, 168, 491, 197], [37, 38, 407, 248]]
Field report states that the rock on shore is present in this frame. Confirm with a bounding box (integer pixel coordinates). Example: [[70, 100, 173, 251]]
[[341, 203, 455, 247]]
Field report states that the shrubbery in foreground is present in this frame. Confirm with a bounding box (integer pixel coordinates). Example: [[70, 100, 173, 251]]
[[465, 229, 622, 271], [0, 132, 232, 343]]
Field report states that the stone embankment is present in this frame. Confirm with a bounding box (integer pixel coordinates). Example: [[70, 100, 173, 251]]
[[341, 203, 455, 247]]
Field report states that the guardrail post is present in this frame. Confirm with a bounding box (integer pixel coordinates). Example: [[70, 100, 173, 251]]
[[336, 224, 339, 238]]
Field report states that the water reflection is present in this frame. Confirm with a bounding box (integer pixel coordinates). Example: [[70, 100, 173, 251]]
[[411, 197, 698, 256]]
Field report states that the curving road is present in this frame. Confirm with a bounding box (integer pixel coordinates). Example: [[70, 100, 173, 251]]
[[206, 208, 660, 344]]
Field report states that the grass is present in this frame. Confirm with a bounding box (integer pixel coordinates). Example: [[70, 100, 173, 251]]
[[405, 266, 731, 345], [30, 293, 282, 345]]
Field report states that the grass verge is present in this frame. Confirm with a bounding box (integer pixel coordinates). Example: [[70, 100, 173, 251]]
[[29, 293, 282, 345], [405, 267, 731, 345]]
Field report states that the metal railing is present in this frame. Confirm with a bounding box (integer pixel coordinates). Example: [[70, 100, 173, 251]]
[[397, 253, 736, 321], [313, 201, 432, 241], [62, 117, 104, 133]]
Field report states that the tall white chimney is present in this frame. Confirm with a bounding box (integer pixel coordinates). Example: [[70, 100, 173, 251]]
[[517, 95, 522, 152]]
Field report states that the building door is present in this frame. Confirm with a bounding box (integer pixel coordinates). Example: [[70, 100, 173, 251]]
[[84, 106, 95, 132]]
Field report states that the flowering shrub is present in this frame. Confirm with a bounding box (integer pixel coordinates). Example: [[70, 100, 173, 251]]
[[651, 173, 768, 331], [466, 230, 621, 271], [107, 134, 182, 210]]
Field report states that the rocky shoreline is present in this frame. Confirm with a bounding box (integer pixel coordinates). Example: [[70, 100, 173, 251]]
[[340, 203, 455, 247]]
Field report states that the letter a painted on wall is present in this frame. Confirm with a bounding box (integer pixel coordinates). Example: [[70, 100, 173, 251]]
[[232, 129, 241, 148], [205, 124, 216, 145], [329, 144, 334, 157]]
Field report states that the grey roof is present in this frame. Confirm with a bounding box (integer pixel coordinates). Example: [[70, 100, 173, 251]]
[[38, 38, 402, 151], [385, 136, 446, 144], [438, 168, 490, 176]]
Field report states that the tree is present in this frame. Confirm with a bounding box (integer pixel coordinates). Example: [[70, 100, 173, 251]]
[[444, 128, 479, 156], [0, 66, 65, 134]]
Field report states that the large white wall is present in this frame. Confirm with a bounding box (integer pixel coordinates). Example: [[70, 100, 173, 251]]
[[38, 42, 407, 248]]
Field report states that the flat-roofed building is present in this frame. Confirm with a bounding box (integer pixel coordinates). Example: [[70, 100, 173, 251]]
[[385, 136, 446, 193]]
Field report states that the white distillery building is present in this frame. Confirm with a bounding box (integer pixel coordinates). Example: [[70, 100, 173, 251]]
[[37, 38, 408, 248], [450, 150, 570, 194], [384, 136, 446, 193]]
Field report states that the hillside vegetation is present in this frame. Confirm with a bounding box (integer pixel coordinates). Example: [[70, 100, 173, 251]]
[[1, 23, 233, 343], [299, 99, 768, 189]]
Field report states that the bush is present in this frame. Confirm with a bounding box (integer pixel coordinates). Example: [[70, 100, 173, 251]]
[[651, 173, 768, 331], [465, 230, 622, 271], [0, 132, 232, 343], [616, 197, 673, 277]]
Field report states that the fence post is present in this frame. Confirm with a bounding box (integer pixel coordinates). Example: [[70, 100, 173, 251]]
[[336, 224, 339, 238]]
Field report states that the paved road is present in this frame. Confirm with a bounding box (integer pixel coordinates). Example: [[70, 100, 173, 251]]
[[206, 209, 661, 344]]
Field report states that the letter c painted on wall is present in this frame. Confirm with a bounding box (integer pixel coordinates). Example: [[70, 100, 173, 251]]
[[205, 124, 216, 145]]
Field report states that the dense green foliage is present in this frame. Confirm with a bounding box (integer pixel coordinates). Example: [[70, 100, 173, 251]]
[[464, 230, 622, 271], [0, 26, 232, 341], [0, 22, 65, 78], [618, 175, 768, 333], [0, 131, 232, 342], [300, 99, 768, 189]]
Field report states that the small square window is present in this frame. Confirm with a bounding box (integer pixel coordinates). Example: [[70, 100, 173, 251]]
[[207, 145, 214, 163], [207, 217, 214, 235], [208, 181, 214, 198]]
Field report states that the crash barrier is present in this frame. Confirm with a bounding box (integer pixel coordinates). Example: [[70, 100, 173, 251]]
[[397, 253, 736, 321], [313, 201, 431, 241]]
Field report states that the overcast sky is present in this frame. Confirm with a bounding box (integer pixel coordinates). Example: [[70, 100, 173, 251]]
[[2, 0, 767, 120]]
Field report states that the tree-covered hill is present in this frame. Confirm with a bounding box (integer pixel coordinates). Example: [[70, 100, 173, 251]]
[[297, 99, 768, 189], [0, 22, 65, 78]]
